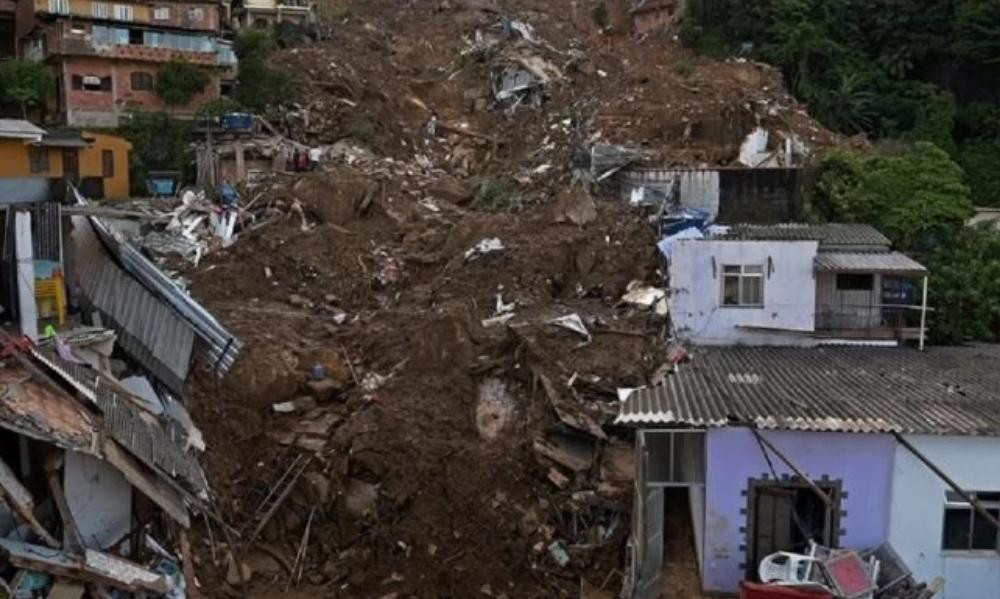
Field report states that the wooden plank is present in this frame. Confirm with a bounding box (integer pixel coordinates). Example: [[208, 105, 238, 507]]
[[0, 455, 60, 548], [101, 440, 190, 528], [0, 538, 168, 593]]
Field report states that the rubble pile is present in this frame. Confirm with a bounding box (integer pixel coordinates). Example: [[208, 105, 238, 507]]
[[162, 1, 861, 597]]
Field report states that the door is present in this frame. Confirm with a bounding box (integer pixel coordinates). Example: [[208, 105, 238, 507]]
[[62, 149, 79, 184], [636, 486, 664, 599]]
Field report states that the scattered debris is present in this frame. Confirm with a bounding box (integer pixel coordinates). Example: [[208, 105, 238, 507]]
[[549, 314, 592, 341], [465, 238, 506, 261]]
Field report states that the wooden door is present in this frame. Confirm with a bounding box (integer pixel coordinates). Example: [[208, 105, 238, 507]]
[[62, 149, 79, 184]]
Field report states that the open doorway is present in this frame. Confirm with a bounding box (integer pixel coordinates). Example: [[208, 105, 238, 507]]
[[745, 479, 842, 581], [660, 488, 707, 598]]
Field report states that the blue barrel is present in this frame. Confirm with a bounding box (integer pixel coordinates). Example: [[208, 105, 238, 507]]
[[220, 112, 254, 131]]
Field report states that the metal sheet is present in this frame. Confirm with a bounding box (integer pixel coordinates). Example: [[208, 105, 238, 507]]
[[618, 345, 1000, 435], [719, 223, 890, 248], [814, 251, 927, 275]]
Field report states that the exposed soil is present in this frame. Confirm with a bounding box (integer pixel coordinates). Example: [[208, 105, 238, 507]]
[[179, 1, 851, 597]]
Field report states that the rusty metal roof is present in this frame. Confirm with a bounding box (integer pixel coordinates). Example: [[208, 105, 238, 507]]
[[617, 345, 1000, 435], [814, 251, 927, 276], [720, 224, 891, 248]]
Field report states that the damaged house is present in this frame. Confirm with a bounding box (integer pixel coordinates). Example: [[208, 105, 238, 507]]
[[618, 344, 1000, 599]]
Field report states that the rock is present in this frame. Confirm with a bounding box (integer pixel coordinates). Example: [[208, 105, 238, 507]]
[[226, 554, 253, 585], [552, 189, 597, 227], [288, 294, 311, 308], [305, 378, 344, 401], [303, 471, 332, 505], [242, 551, 282, 575], [343, 478, 379, 518]]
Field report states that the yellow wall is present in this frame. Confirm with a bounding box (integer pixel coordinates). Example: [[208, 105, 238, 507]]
[[80, 132, 131, 200], [0, 139, 63, 178]]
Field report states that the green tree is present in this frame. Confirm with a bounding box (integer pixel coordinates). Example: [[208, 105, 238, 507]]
[[813, 142, 973, 250], [118, 111, 193, 195], [155, 60, 210, 107], [0, 60, 53, 119], [954, 0, 1000, 64], [926, 225, 1000, 343], [232, 30, 289, 113]]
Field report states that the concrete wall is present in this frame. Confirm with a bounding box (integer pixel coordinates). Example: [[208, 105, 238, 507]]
[[703, 428, 896, 593], [889, 435, 1000, 599], [64, 451, 132, 550], [0, 139, 63, 178], [80, 131, 131, 199], [669, 239, 819, 344]]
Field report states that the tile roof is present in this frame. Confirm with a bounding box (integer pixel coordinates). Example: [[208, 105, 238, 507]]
[[617, 345, 1000, 435], [719, 224, 891, 248], [814, 251, 927, 275]]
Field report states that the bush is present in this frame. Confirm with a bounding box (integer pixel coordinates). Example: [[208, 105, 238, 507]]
[[155, 60, 210, 107], [118, 111, 193, 195], [957, 141, 1000, 207], [473, 178, 521, 212]]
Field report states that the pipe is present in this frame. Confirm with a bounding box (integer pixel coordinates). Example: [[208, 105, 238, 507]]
[[919, 276, 928, 351]]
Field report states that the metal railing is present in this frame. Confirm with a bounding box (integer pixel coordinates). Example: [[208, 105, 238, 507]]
[[815, 303, 925, 338]]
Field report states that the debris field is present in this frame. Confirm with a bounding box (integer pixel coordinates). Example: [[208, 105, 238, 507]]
[[171, 1, 853, 597]]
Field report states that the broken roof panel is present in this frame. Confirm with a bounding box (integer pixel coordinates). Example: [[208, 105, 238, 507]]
[[617, 345, 1000, 436], [718, 223, 891, 248], [815, 251, 927, 276], [70, 216, 195, 392], [32, 346, 209, 497], [0, 364, 98, 452]]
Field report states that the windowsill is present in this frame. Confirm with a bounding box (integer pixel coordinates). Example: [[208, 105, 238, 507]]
[[720, 305, 765, 309], [941, 550, 1000, 558]]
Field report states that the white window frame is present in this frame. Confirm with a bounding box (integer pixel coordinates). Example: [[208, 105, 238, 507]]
[[48, 0, 70, 15], [942, 491, 1000, 554], [91, 1, 110, 18], [721, 264, 765, 308], [152, 6, 170, 19], [113, 4, 134, 21]]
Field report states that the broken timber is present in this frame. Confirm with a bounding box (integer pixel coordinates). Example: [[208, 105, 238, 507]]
[[0, 455, 60, 548]]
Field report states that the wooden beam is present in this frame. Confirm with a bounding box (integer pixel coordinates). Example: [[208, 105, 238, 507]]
[[101, 440, 190, 528], [0, 454, 60, 548], [750, 428, 832, 506], [45, 452, 85, 555]]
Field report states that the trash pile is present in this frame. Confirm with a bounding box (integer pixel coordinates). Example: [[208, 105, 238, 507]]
[[748, 541, 943, 599]]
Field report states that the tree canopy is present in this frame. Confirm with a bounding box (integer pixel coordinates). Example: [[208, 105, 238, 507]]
[[155, 60, 210, 107], [0, 60, 53, 119]]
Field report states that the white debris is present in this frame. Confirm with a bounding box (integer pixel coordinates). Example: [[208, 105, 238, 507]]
[[548, 314, 591, 341], [464, 237, 506, 261]]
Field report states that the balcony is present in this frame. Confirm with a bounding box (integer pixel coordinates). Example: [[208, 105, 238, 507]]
[[815, 304, 927, 342]]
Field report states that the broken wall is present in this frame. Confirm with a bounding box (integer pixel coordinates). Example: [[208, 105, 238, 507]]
[[619, 168, 805, 224], [64, 451, 132, 550]]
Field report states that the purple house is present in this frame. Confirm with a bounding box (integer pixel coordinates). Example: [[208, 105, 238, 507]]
[[616, 345, 1000, 598]]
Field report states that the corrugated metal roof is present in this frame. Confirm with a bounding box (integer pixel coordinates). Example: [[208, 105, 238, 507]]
[[71, 216, 194, 392], [814, 251, 927, 275], [0, 120, 46, 140], [617, 345, 1000, 435], [31, 346, 209, 496], [719, 224, 891, 248]]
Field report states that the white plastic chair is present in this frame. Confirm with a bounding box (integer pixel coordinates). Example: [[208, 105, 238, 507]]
[[758, 551, 830, 590]]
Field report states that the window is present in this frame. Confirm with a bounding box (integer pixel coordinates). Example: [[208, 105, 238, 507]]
[[113, 4, 134, 21], [152, 6, 170, 19], [91, 2, 109, 18], [48, 0, 70, 14], [836, 273, 874, 291], [128, 28, 143, 44], [722, 264, 764, 307], [29, 147, 49, 173], [188, 7, 204, 20], [130, 71, 153, 91], [102, 150, 114, 178], [943, 491, 1000, 551]]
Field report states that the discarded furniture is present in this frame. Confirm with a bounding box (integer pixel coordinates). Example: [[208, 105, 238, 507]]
[[758, 552, 829, 590], [741, 581, 834, 599]]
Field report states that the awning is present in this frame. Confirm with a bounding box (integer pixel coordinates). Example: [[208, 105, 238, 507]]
[[815, 251, 927, 276]]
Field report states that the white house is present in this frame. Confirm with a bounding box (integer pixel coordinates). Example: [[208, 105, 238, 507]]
[[669, 223, 929, 346]]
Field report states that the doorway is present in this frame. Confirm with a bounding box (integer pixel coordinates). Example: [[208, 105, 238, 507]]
[[62, 148, 79, 184], [745, 479, 841, 581], [660, 488, 708, 598]]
